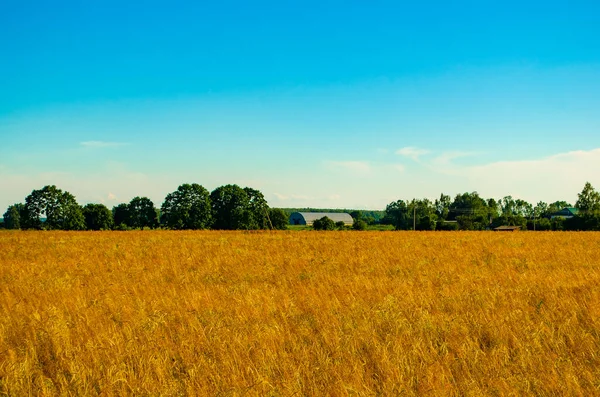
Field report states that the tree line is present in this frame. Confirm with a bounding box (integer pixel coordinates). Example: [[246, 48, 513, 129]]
[[3, 181, 600, 232], [379, 181, 600, 231], [1, 184, 289, 231]]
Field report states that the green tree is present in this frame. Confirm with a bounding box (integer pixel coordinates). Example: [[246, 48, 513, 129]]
[[498, 196, 531, 228], [408, 199, 438, 230], [3, 203, 25, 230], [352, 218, 367, 230], [534, 217, 552, 231], [487, 198, 500, 218], [500, 196, 517, 216], [82, 203, 114, 230], [449, 192, 492, 230], [268, 208, 289, 230], [128, 197, 159, 229], [363, 216, 376, 225], [383, 200, 411, 230], [112, 203, 131, 229], [516, 199, 533, 218], [211, 184, 249, 230], [349, 210, 363, 221], [210, 185, 269, 230], [575, 182, 600, 213], [244, 187, 269, 230], [313, 216, 335, 230], [571, 182, 600, 230], [534, 201, 549, 218], [492, 214, 527, 229], [547, 201, 572, 215], [434, 194, 451, 221], [579, 212, 600, 231], [161, 183, 212, 229], [23, 185, 85, 230]]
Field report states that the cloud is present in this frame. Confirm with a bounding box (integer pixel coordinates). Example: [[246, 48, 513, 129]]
[[429, 151, 479, 174], [0, 162, 175, 211], [390, 164, 406, 173], [326, 160, 372, 175], [429, 148, 600, 202], [80, 141, 128, 148], [395, 146, 430, 161], [273, 192, 289, 200], [468, 149, 600, 180], [3, 147, 599, 213], [432, 151, 477, 165]]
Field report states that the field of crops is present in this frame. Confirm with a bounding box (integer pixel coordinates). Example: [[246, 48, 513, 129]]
[[1, 231, 599, 395]]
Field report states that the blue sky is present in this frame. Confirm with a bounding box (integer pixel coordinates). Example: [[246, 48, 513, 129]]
[[2, 0, 600, 210]]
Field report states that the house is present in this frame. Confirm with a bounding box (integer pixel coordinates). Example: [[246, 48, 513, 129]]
[[493, 226, 521, 232], [550, 207, 579, 220], [289, 212, 353, 226]]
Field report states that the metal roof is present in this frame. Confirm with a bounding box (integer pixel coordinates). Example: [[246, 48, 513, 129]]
[[494, 226, 521, 231], [292, 212, 354, 224], [551, 207, 579, 217]]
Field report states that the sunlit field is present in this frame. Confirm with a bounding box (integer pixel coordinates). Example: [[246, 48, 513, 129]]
[[1, 231, 599, 395]]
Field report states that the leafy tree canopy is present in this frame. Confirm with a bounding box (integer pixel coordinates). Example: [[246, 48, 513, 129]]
[[576, 182, 600, 213], [210, 185, 270, 230], [382, 200, 410, 229], [352, 218, 367, 230], [268, 208, 289, 230], [128, 197, 159, 229], [161, 183, 212, 230], [349, 210, 362, 220], [23, 185, 85, 230], [313, 216, 336, 231], [244, 187, 269, 230], [3, 203, 25, 230], [112, 203, 131, 229], [83, 203, 114, 231], [435, 194, 451, 221]]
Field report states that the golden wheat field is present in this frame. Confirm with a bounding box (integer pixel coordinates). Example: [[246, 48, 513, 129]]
[[1, 231, 599, 396]]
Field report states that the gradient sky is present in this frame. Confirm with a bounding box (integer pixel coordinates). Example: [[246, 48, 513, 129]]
[[2, 0, 600, 211]]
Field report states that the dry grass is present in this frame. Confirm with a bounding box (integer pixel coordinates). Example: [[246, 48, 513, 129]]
[[1, 230, 599, 396]]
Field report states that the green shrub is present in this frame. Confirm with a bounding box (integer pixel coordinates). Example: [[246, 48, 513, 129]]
[[313, 217, 336, 231], [352, 219, 367, 230]]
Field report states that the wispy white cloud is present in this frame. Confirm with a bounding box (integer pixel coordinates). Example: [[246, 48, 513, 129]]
[[0, 162, 174, 211], [429, 151, 479, 174], [432, 151, 477, 165], [273, 192, 288, 200], [80, 141, 128, 148], [427, 148, 600, 202], [395, 146, 430, 161], [467, 149, 600, 180], [318, 148, 600, 206], [3, 147, 599, 212], [383, 163, 406, 173]]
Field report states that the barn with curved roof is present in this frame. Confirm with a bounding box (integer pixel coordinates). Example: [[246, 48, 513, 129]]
[[289, 212, 353, 226]]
